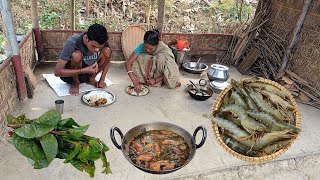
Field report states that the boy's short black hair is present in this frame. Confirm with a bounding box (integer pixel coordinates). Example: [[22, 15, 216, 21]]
[[144, 29, 160, 46], [87, 23, 108, 45]]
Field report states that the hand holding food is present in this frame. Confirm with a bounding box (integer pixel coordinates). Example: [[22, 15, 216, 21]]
[[84, 62, 99, 74]]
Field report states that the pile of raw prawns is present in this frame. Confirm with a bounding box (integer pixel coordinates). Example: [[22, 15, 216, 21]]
[[212, 77, 300, 157]]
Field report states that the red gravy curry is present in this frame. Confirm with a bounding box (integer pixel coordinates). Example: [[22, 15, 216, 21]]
[[129, 130, 190, 171]]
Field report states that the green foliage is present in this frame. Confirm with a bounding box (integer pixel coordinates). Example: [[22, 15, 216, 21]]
[[209, 0, 256, 22], [78, 19, 105, 30], [0, 32, 6, 54], [7, 110, 112, 177]]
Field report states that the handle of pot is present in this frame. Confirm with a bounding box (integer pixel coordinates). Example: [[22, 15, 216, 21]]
[[110, 126, 124, 150], [193, 126, 207, 149], [199, 79, 207, 86]]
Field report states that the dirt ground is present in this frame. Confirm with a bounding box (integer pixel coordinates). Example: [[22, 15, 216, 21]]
[[0, 62, 319, 180]]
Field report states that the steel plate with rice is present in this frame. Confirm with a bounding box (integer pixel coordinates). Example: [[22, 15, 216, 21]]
[[82, 90, 115, 107], [125, 85, 150, 96]]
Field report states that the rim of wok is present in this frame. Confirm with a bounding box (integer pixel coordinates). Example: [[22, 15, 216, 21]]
[[211, 77, 301, 163], [120, 122, 198, 174]]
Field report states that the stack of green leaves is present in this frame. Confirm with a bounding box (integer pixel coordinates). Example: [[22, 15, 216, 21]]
[[7, 110, 112, 177]]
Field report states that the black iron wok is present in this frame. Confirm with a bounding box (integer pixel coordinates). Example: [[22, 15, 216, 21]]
[[110, 122, 207, 174], [187, 79, 213, 101]]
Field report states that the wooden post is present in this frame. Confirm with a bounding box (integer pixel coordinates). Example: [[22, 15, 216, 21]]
[[0, 0, 27, 100], [71, 0, 76, 30], [86, 0, 90, 17], [31, 0, 39, 28], [157, 0, 165, 34], [278, 0, 313, 75], [31, 0, 44, 61]]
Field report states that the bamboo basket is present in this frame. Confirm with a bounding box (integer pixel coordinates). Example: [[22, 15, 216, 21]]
[[211, 78, 301, 163]]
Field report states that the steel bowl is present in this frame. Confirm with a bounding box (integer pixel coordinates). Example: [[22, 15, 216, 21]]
[[110, 122, 207, 174], [182, 62, 208, 74]]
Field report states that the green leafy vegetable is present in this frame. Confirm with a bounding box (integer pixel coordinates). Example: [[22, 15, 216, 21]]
[[7, 110, 112, 177], [14, 123, 54, 138], [39, 133, 58, 163], [12, 133, 49, 169]]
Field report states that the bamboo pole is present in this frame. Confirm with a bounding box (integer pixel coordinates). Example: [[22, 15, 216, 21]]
[[1, 1, 19, 55], [86, 0, 90, 17], [71, 0, 76, 30], [0, 0, 27, 100], [157, 0, 165, 33], [31, 0, 44, 61], [278, 0, 313, 75]]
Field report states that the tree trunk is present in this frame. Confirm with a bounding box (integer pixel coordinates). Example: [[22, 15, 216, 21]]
[[146, 1, 152, 29], [157, 0, 165, 33], [71, 0, 76, 30], [86, 0, 90, 17]]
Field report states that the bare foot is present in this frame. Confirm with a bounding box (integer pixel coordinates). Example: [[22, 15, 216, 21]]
[[70, 82, 80, 96], [86, 77, 98, 86]]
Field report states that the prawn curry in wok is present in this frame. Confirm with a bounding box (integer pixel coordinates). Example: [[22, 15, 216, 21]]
[[129, 130, 190, 171]]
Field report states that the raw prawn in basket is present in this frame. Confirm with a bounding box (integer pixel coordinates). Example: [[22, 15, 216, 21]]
[[211, 77, 301, 158]]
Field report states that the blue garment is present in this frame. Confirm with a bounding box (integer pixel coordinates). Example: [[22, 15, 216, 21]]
[[133, 43, 146, 54]]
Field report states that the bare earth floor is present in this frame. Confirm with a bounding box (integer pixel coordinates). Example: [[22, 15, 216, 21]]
[[0, 62, 319, 180]]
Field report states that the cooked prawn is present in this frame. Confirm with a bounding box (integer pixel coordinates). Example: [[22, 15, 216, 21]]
[[150, 160, 175, 171], [131, 141, 143, 153], [136, 154, 154, 161]]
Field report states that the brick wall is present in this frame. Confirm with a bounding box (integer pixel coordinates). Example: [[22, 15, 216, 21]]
[[0, 61, 18, 135], [41, 30, 233, 63]]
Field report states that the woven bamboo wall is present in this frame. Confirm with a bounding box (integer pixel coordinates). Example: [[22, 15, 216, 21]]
[[0, 30, 37, 136], [41, 30, 233, 63], [20, 32, 37, 69], [268, 0, 320, 90]]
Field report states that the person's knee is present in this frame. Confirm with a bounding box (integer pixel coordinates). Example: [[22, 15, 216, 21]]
[[101, 47, 111, 59], [71, 50, 82, 64]]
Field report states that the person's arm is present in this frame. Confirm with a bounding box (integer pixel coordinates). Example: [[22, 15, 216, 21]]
[[54, 59, 98, 77], [97, 48, 112, 87], [125, 52, 139, 84]]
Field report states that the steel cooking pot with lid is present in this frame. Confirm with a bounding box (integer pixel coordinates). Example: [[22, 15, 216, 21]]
[[110, 122, 207, 174], [207, 64, 230, 82]]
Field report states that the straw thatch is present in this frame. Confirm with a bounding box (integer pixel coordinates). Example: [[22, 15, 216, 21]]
[[227, 0, 320, 109]]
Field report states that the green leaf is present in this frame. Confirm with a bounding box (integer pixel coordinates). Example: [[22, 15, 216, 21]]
[[39, 133, 58, 163], [58, 118, 80, 128], [101, 141, 110, 152], [69, 159, 85, 172], [35, 110, 61, 126], [68, 125, 89, 138], [12, 133, 49, 169], [89, 139, 101, 152], [77, 145, 91, 163], [7, 114, 32, 124], [56, 150, 69, 159], [6, 114, 15, 124], [64, 143, 81, 163], [14, 123, 54, 138], [101, 152, 112, 174], [84, 162, 96, 178]]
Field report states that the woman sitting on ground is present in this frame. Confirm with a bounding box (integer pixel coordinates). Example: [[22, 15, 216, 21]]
[[125, 29, 181, 92]]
